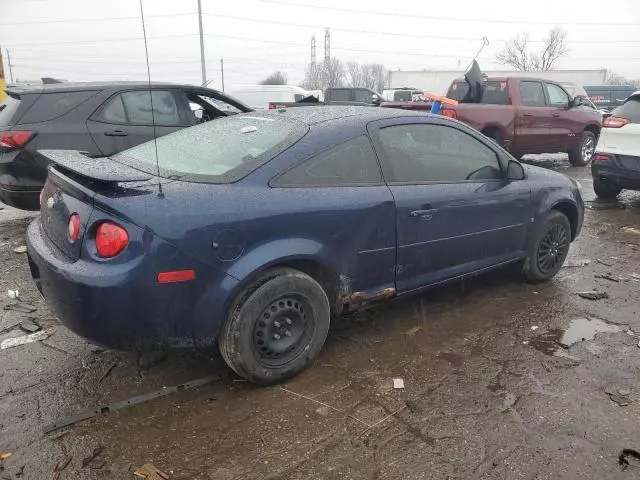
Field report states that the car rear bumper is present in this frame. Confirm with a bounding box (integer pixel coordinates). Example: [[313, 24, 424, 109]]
[[26, 219, 238, 350], [591, 157, 640, 191]]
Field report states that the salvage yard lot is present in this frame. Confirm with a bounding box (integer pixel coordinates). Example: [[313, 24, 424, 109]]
[[1, 161, 640, 480]]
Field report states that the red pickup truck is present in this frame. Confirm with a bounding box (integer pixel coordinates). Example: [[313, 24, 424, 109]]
[[381, 77, 602, 166]]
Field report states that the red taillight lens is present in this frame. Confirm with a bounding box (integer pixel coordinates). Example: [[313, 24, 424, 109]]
[[268, 102, 277, 110], [603, 117, 630, 128], [157, 270, 196, 283], [68, 213, 81, 242], [592, 154, 612, 163], [0, 131, 36, 149], [441, 108, 457, 119], [95, 222, 129, 258]]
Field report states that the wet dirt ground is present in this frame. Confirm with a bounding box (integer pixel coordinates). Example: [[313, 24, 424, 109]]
[[1, 159, 640, 479]]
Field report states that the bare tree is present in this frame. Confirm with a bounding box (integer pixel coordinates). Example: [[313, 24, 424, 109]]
[[322, 58, 345, 89], [364, 63, 387, 92], [301, 63, 324, 90], [259, 71, 288, 85], [345, 61, 364, 88], [496, 27, 567, 71], [602, 70, 640, 86]]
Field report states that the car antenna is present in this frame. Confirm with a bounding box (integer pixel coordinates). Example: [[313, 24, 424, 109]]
[[138, 0, 164, 198]]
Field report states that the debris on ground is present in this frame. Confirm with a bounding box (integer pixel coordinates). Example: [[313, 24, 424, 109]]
[[52, 456, 72, 480], [98, 362, 117, 382], [6, 290, 18, 299], [622, 227, 640, 235], [12, 246, 26, 254], [631, 273, 640, 281], [0, 330, 50, 350], [619, 449, 640, 470], [393, 378, 405, 389], [531, 326, 539, 331], [138, 350, 167, 369], [596, 258, 613, 267], [607, 392, 631, 406], [564, 259, 591, 268], [18, 318, 41, 333], [0, 453, 11, 460], [575, 291, 609, 301], [595, 274, 620, 283], [3, 303, 36, 313], [501, 393, 517, 412], [133, 463, 169, 479], [82, 446, 103, 467], [403, 326, 421, 336]]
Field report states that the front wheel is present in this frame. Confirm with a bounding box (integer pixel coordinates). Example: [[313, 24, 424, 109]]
[[568, 131, 596, 166], [524, 211, 571, 283], [593, 177, 622, 199], [219, 268, 331, 385]]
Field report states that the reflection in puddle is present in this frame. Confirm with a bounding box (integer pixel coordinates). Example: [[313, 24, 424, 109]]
[[531, 318, 621, 355]]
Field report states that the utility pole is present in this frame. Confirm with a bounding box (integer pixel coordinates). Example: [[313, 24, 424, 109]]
[[310, 35, 316, 65], [6, 48, 13, 83], [324, 28, 330, 63], [220, 58, 225, 92], [197, 0, 207, 86]]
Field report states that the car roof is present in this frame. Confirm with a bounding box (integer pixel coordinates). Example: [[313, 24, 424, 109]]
[[265, 105, 427, 125], [5, 81, 205, 95]]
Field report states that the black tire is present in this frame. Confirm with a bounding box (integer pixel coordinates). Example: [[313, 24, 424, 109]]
[[219, 268, 330, 385], [568, 131, 596, 166], [593, 177, 622, 199], [524, 211, 571, 283]]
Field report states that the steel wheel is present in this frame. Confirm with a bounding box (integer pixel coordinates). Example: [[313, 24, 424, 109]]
[[537, 223, 569, 274], [581, 135, 595, 164], [253, 296, 313, 368]]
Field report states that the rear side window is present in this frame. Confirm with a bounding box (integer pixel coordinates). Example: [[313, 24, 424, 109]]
[[121, 90, 181, 125], [446, 81, 509, 105], [612, 97, 640, 123], [98, 94, 127, 123], [0, 95, 21, 126], [18, 91, 97, 124], [114, 114, 308, 183], [519, 81, 546, 107], [273, 136, 382, 187], [329, 90, 350, 101]]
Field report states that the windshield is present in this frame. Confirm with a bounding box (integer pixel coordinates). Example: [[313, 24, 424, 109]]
[[446, 80, 510, 105], [612, 96, 640, 123], [114, 114, 308, 182]]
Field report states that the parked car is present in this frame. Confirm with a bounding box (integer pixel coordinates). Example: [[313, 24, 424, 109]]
[[267, 87, 382, 109], [226, 85, 313, 110], [584, 85, 638, 113], [26, 106, 583, 384], [591, 91, 640, 198], [382, 88, 424, 102], [0, 81, 251, 210], [381, 77, 602, 166]]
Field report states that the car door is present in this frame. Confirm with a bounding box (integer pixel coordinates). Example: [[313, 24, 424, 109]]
[[514, 81, 552, 155], [86, 89, 188, 156], [369, 117, 531, 293], [544, 82, 575, 152]]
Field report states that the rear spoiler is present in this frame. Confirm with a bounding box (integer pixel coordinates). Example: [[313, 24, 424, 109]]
[[38, 150, 152, 182]]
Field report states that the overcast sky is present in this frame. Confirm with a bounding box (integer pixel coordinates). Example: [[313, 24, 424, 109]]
[[1, 0, 639, 89]]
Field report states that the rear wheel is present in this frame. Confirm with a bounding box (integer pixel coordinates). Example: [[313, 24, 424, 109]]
[[524, 211, 571, 283], [219, 268, 330, 385], [569, 131, 596, 166], [593, 177, 622, 199]]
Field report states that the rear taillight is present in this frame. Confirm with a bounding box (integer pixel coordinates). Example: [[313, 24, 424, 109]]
[[0, 131, 36, 149], [268, 102, 277, 110], [592, 154, 612, 163], [441, 108, 457, 119], [603, 117, 630, 128], [68, 213, 81, 242], [95, 222, 129, 258]]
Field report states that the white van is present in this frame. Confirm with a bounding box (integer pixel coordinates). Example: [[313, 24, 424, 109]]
[[226, 85, 313, 110]]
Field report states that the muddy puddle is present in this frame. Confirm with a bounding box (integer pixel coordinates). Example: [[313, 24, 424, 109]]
[[531, 317, 621, 355]]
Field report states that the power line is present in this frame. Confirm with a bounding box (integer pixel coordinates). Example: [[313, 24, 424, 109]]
[[253, 0, 640, 26], [202, 12, 640, 44], [6, 33, 199, 48], [0, 12, 197, 26]]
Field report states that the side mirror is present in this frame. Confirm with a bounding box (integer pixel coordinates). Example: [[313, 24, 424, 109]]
[[572, 95, 588, 108], [506, 160, 525, 181], [371, 94, 381, 106]]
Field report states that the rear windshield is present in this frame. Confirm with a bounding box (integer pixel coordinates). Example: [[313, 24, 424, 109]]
[[18, 91, 97, 124], [612, 97, 640, 123], [0, 95, 21, 126], [446, 81, 510, 105], [114, 114, 308, 183], [393, 91, 417, 102]]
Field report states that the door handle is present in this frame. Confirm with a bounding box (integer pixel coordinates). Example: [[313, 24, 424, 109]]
[[410, 209, 438, 220], [523, 113, 533, 117], [552, 113, 561, 117], [104, 129, 128, 137]]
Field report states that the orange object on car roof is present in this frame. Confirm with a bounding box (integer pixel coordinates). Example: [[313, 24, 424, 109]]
[[421, 92, 458, 106]]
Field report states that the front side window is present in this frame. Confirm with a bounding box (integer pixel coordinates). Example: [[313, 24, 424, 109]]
[[545, 84, 570, 108], [120, 90, 181, 125], [354, 89, 373, 103], [273, 136, 382, 187], [376, 123, 503, 183], [519, 82, 546, 107]]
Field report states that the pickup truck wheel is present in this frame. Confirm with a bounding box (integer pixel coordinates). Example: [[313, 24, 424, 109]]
[[569, 131, 596, 166], [593, 177, 622, 199], [219, 268, 330, 385], [524, 211, 571, 283]]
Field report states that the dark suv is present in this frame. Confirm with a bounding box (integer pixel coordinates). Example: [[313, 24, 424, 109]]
[[0, 82, 251, 210]]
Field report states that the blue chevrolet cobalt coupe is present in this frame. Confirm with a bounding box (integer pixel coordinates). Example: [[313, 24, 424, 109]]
[[26, 106, 583, 384]]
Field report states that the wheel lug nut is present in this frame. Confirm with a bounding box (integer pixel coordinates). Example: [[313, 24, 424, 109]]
[[273, 321, 281, 328], [285, 318, 292, 325], [284, 331, 292, 337], [273, 333, 281, 340]]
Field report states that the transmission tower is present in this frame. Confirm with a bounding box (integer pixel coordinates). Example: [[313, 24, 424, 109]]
[[311, 35, 316, 65], [324, 28, 330, 63]]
